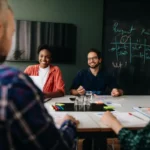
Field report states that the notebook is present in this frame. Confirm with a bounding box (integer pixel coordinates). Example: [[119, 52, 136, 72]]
[[29, 76, 42, 90]]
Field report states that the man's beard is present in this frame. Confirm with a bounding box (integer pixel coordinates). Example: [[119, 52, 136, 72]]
[[89, 63, 100, 69], [0, 55, 7, 63]]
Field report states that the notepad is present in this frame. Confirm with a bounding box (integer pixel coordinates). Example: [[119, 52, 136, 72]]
[[50, 112, 67, 128], [29, 76, 43, 90]]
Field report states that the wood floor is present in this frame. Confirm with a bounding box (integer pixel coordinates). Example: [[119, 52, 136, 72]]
[[77, 138, 121, 150]]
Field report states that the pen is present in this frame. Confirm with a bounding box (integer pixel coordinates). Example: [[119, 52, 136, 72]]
[[106, 102, 112, 104], [52, 105, 58, 111], [44, 97, 52, 103], [54, 105, 59, 111], [128, 112, 145, 121], [139, 107, 150, 111], [52, 105, 56, 110]]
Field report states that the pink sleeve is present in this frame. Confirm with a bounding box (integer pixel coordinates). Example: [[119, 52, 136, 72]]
[[24, 66, 32, 75]]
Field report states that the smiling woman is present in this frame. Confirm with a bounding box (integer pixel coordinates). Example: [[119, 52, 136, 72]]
[[24, 44, 65, 99]]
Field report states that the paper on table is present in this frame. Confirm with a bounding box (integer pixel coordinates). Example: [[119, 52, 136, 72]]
[[111, 103, 122, 107], [94, 95, 108, 101], [95, 112, 148, 127], [113, 112, 148, 127], [50, 112, 99, 129], [133, 107, 150, 118], [29, 76, 43, 90], [94, 111, 116, 116], [94, 96, 125, 104], [50, 112, 67, 128]]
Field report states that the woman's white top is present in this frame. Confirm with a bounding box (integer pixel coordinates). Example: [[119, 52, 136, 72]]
[[38, 66, 50, 90]]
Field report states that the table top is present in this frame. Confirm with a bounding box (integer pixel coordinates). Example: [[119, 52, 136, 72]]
[[44, 95, 150, 132]]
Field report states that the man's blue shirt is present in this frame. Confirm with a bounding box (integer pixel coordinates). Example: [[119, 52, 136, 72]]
[[70, 68, 118, 95]]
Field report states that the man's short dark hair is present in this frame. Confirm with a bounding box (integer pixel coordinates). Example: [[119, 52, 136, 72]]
[[88, 48, 101, 59], [37, 44, 52, 54]]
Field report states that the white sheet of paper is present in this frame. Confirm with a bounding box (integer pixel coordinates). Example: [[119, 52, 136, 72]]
[[95, 111, 149, 127], [50, 112, 67, 128], [113, 112, 148, 127], [29, 76, 43, 91]]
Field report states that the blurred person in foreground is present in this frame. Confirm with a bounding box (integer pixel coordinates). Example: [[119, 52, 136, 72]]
[[0, 0, 79, 150]]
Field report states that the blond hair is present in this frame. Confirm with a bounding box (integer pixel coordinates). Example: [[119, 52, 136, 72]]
[[0, 0, 9, 22], [0, 0, 8, 12]]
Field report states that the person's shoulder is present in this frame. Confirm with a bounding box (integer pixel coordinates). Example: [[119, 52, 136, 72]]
[[0, 65, 26, 82], [78, 69, 88, 73], [0, 65, 22, 76], [52, 65, 60, 70], [76, 69, 88, 76], [51, 65, 62, 72], [97, 69, 110, 78]]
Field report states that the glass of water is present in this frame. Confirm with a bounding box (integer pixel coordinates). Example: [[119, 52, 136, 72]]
[[85, 91, 93, 103], [74, 96, 84, 111], [84, 96, 91, 111]]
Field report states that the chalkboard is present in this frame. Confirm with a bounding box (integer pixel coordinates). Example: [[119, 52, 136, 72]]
[[103, 0, 150, 94]]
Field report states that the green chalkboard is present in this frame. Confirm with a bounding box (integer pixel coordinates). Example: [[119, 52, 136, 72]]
[[103, 0, 150, 94]]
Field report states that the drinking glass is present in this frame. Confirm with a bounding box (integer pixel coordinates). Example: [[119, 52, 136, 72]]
[[74, 96, 84, 111], [84, 96, 91, 111], [85, 91, 93, 103]]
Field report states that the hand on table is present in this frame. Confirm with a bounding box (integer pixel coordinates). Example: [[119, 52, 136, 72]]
[[101, 111, 123, 134], [111, 88, 120, 97], [61, 114, 79, 127], [77, 86, 85, 95]]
